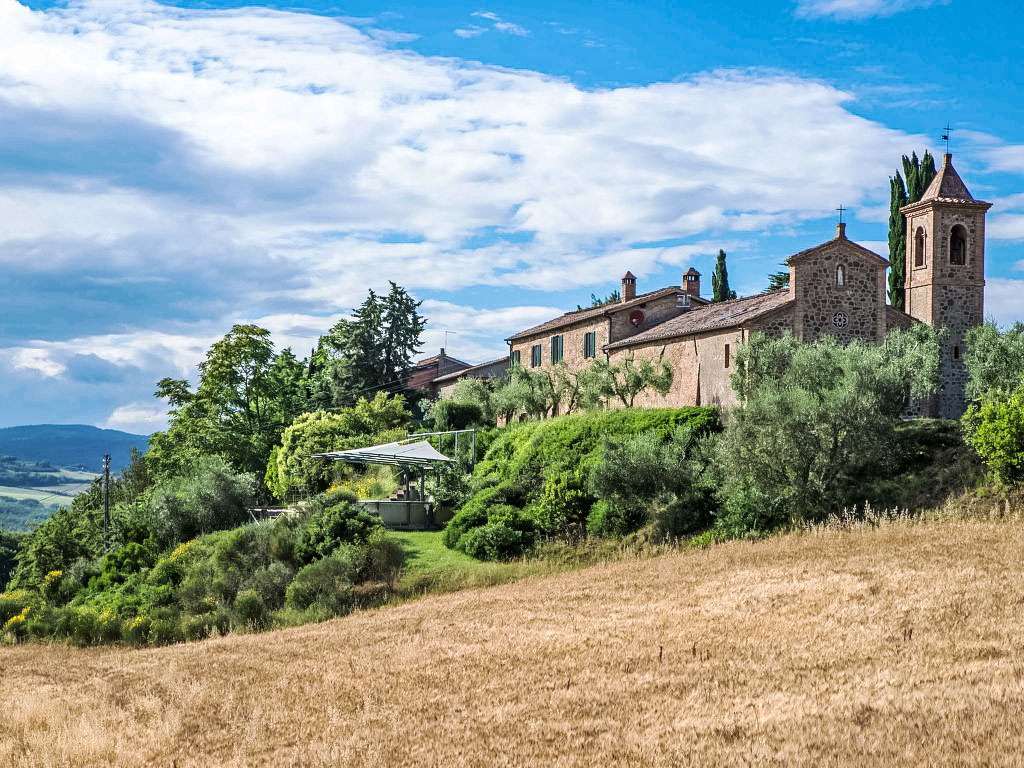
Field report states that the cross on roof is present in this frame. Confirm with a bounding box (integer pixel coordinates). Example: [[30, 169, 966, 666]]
[[941, 123, 953, 153], [836, 205, 846, 224]]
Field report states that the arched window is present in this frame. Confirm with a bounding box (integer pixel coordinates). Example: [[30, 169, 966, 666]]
[[950, 225, 967, 266], [836, 265, 845, 286], [914, 227, 926, 268]]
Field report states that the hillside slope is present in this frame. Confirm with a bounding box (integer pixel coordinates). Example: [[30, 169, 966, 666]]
[[2, 521, 1024, 767], [0, 425, 147, 472]]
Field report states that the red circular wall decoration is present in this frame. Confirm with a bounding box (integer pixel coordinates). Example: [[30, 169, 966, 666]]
[[629, 309, 645, 327]]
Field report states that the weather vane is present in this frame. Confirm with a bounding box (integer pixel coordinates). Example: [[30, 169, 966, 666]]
[[941, 123, 952, 153], [836, 204, 846, 225]]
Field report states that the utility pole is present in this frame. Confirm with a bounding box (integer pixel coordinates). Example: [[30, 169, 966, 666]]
[[102, 454, 111, 552]]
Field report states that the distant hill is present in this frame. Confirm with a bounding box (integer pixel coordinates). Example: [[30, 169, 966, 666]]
[[0, 425, 148, 473]]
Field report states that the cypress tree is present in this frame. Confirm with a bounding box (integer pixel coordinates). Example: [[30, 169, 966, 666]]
[[711, 249, 734, 302], [887, 172, 909, 309], [887, 151, 937, 310]]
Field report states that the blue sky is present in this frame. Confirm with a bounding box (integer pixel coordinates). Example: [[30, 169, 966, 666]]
[[2, 0, 1023, 434]]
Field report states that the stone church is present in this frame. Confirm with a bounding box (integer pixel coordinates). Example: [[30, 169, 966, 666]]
[[506, 153, 990, 419]]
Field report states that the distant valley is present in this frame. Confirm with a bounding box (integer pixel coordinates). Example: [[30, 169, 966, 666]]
[[0, 425, 148, 531]]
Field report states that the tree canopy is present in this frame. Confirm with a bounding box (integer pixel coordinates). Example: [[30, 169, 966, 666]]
[[309, 283, 426, 409], [716, 326, 940, 531]]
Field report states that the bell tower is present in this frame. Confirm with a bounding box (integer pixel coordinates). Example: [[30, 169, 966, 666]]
[[901, 153, 991, 418]]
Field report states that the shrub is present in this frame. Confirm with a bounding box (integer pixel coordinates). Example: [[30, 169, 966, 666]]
[[212, 525, 272, 602], [588, 425, 716, 538], [362, 528, 404, 586], [432, 400, 484, 431], [240, 562, 294, 610], [294, 496, 382, 565], [145, 456, 255, 546], [455, 505, 536, 560], [457, 522, 531, 561], [586, 498, 647, 538], [183, 614, 214, 641], [268, 514, 300, 564], [451, 407, 720, 552], [534, 473, 591, 536], [285, 552, 356, 616], [2, 605, 30, 641], [148, 607, 183, 646], [963, 390, 1024, 483], [443, 486, 502, 549], [121, 615, 151, 646], [0, 590, 35, 625], [234, 589, 269, 631]]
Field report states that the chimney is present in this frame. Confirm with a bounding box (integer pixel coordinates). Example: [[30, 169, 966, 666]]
[[621, 271, 637, 302], [836, 222, 846, 239], [438, 347, 447, 374], [683, 267, 701, 299]]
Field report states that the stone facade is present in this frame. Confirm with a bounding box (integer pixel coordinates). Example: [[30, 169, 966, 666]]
[[790, 223, 888, 345], [902, 154, 991, 419], [507, 275, 707, 375], [509, 315, 610, 374]]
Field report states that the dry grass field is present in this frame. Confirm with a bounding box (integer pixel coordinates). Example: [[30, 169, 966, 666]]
[[2, 520, 1024, 767]]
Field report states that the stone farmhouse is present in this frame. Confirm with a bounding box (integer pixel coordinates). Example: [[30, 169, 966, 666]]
[[506, 153, 990, 419]]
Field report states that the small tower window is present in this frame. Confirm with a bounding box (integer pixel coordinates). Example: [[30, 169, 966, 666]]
[[950, 225, 967, 266], [836, 265, 845, 286], [954, 345, 961, 360], [914, 227, 926, 268], [724, 343, 730, 369]]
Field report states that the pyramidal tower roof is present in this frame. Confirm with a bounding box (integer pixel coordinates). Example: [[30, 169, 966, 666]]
[[921, 153, 976, 203]]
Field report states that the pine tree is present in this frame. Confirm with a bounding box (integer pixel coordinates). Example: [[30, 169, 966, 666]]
[[311, 284, 425, 408], [711, 249, 735, 302], [887, 151, 937, 310]]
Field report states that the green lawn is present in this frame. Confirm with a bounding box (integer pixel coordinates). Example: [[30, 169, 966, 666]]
[[389, 531, 479, 577], [387, 530, 623, 597]]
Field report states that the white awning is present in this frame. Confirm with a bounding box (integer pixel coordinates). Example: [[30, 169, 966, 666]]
[[313, 439, 453, 468]]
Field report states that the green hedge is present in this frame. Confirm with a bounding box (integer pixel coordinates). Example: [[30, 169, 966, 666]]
[[445, 407, 719, 559]]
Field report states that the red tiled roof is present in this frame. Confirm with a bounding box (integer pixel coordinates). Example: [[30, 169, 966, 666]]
[[903, 154, 992, 210], [507, 286, 707, 342], [606, 290, 793, 350]]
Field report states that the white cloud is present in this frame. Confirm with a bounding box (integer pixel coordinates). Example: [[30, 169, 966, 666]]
[[104, 402, 169, 433], [0, 0, 952, 426], [986, 278, 1024, 327], [855, 239, 889, 256], [794, 0, 947, 19], [10, 348, 67, 378], [454, 26, 486, 38], [468, 10, 529, 36]]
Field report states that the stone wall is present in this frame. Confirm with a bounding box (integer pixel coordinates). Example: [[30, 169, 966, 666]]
[[608, 293, 691, 345], [905, 203, 987, 419], [793, 239, 886, 345], [606, 328, 744, 410], [607, 338, 697, 409], [509, 316, 609, 373], [748, 303, 795, 338]]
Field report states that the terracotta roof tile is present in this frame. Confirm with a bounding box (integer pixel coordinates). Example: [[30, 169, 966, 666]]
[[507, 286, 705, 342], [606, 290, 793, 350], [921, 154, 975, 203]]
